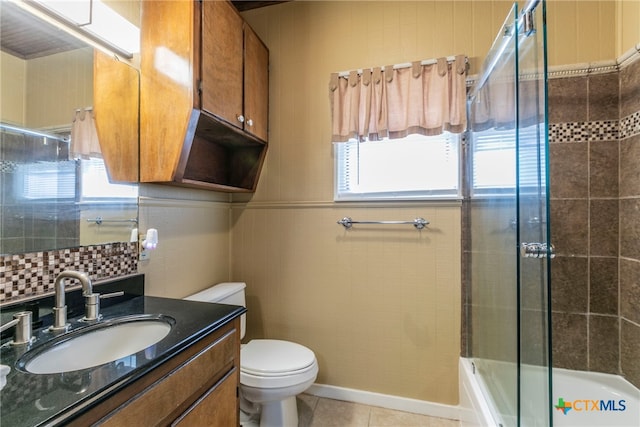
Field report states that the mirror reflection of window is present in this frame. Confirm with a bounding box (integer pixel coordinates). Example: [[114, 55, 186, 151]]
[[2, 125, 137, 202], [69, 108, 137, 201], [16, 161, 76, 201]]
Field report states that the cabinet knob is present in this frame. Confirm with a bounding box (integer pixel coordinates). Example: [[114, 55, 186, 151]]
[[237, 115, 245, 123], [246, 119, 254, 127]]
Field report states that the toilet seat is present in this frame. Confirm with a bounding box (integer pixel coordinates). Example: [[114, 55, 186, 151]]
[[240, 339, 318, 389]]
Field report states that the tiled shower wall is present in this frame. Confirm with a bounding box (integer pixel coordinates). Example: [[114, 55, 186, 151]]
[[548, 54, 640, 388], [618, 56, 640, 388], [0, 132, 79, 254]]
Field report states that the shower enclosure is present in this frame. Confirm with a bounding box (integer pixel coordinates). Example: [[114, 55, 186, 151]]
[[464, 0, 551, 425]]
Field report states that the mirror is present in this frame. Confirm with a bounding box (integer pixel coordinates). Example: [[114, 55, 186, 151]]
[[0, 1, 139, 255]]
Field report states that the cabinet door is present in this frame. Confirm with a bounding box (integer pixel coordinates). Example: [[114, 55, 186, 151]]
[[98, 328, 237, 426], [172, 369, 239, 427], [201, 0, 243, 129], [94, 50, 139, 183], [243, 25, 269, 142]]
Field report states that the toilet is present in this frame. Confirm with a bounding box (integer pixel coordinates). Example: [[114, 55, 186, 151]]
[[185, 282, 318, 427]]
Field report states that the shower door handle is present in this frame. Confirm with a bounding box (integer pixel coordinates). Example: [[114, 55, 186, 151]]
[[520, 242, 556, 259]]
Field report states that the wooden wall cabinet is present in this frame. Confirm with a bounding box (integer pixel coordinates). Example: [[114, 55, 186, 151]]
[[69, 318, 241, 426], [140, 0, 269, 192], [201, 0, 269, 142], [93, 51, 139, 183]]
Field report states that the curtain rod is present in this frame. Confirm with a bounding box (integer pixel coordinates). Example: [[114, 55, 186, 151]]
[[337, 55, 466, 78]]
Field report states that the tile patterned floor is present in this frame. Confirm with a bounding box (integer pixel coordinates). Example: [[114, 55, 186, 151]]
[[297, 394, 460, 427]]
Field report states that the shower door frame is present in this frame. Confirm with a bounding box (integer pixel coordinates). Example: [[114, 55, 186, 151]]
[[465, 0, 552, 425]]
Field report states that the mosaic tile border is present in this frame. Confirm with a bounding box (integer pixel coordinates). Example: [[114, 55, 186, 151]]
[[620, 110, 640, 139], [550, 110, 640, 144], [549, 120, 619, 143], [0, 160, 18, 173], [0, 242, 138, 303]]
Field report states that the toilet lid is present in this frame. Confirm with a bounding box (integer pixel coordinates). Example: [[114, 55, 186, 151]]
[[241, 339, 316, 376]]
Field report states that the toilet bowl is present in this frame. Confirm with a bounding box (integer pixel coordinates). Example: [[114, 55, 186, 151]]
[[241, 339, 318, 426], [185, 283, 318, 427]]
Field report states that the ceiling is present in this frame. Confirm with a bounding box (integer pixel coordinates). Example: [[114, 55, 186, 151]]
[[1, 1, 289, 60], [0, 1, 88, 60]]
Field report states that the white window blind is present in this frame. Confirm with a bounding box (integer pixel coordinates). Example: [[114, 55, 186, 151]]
[[18, 161, 76, 200], [471, 124, 546, 196], [334, 133, 460, 201]]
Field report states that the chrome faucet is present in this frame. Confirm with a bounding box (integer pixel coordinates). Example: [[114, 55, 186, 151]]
[[51, 271, 93, 331], [0, 311, 32, 345]]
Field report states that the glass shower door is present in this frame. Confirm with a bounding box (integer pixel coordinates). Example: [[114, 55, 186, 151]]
[[467, 4, 519, 425], [467, 1, 551, 425], [516, 2, 552, 426]]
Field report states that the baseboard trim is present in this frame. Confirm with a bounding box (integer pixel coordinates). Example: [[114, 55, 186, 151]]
[[306, 383, 460, 421]]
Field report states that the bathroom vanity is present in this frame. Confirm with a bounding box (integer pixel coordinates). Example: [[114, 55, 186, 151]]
[[0, 275, 245, 426]]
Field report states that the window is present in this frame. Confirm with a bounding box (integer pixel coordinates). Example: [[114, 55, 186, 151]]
[[15, 158, 137, 202], [470, 124, 546, 196], [334, 132, 460, 201], [79, 158, 137, 201], [16, 161, 76, 200]]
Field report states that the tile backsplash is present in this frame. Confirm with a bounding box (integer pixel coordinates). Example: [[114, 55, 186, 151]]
[[0, 242, 138, 303]]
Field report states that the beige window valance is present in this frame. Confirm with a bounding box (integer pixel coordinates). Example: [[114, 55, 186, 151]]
[[329, 55, 467, 142], [469, 76, 545, 131], [70, 109, 102, 159]]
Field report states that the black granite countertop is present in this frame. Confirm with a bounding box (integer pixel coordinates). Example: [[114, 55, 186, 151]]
[[0, 284, 245, 426]]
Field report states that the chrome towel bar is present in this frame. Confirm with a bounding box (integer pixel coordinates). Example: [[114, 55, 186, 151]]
[[87, 217, 138, 225], [337, 217, 429, 230]]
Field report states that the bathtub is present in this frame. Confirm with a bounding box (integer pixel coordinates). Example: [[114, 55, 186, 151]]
[[459, 358, 640, 427]]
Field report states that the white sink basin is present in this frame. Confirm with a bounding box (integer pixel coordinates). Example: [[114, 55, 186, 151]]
[[20, 315, 174, 374]]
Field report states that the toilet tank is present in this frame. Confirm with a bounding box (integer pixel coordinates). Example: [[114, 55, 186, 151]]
[[184, 282, 246, 339]]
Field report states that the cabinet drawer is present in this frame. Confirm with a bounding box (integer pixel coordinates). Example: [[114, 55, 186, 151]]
[[172, 368, 238, 427], [100, 328, 237, 426]]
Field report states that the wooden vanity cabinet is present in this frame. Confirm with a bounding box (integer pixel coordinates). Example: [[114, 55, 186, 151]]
[[140, 0, 268, 192], [172, 369, 238, 426], [68, 318, 241, 426]]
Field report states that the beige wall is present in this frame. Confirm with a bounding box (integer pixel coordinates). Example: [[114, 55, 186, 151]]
[[547, 0, 617, 65], [137, 185, 232, 299], [617, 0, 640, 56], [104, 0, 141, 26], [547, 0, 640, 63], [0, 47, 95, 130], [25, 48, 94, 130], [231, 204, 461, 403], [0, 52, 26, 125]]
